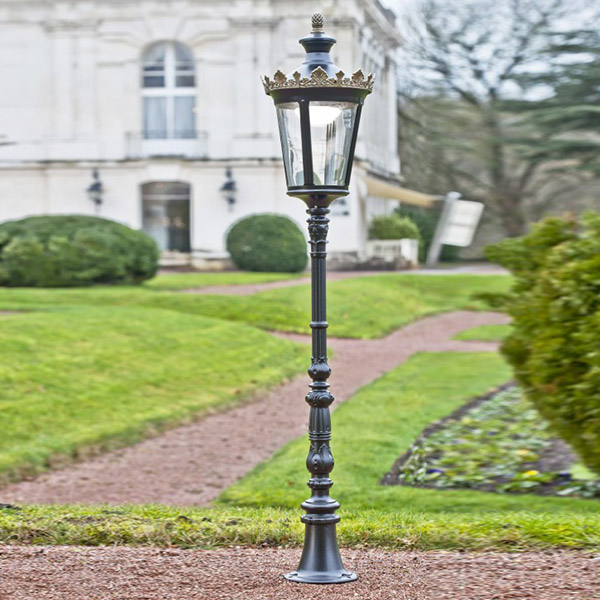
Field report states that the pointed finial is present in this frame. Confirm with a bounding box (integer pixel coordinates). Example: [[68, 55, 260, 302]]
[[312, 13, 324, 32]]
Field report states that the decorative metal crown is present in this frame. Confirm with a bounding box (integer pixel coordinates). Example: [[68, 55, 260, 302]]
[[262, 67, 375, 94]]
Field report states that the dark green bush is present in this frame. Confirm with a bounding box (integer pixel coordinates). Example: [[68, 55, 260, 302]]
[[483, 212, 600, 475], [0, 215, 159, 287], [368, 215, 420, 241], [396, 205, 460, 262], [226, 214, 308, 273]]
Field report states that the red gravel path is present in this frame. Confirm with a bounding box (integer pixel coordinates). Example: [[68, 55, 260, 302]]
[[0, 311, 508, 506], [181, 266, 507, 295], [0, 546, 597, 600]]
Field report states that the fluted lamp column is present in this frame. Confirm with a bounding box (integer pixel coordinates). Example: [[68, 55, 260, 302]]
[[262, 13, 374, 585]]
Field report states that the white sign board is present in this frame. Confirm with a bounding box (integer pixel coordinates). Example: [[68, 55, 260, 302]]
[[440, 200, 484, 247]]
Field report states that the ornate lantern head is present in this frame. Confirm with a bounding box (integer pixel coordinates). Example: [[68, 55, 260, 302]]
[[263, 13, 374, 206]]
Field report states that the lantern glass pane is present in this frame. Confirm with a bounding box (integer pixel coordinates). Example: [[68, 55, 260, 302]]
[[276, 102, 304, 186], [309, 101, 357, 186]]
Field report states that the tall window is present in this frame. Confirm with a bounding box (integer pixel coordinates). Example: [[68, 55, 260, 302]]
[[142, 42, 196, 139], [142, 182, 191, 252]]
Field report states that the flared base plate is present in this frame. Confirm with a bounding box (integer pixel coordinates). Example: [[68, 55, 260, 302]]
[[284, 570, 358, 585]]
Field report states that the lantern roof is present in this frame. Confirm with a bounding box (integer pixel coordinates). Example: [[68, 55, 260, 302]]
[[262, 14, 375, 95]]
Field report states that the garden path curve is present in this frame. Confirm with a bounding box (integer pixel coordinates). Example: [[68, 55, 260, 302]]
[[1, 311, 509, 506], [180, 265, 507, 295]]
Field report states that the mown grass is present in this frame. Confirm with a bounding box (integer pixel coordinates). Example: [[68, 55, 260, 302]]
[[2, 327, 598, 551], [144, 271, 302, 291], [5, 272, 566, 552], [0, 306, 307, 485], [0, 274, 511, 339], [0, 273, 509, 486], [1, 504, 599, 551], [219, 352, 600, 517], [453, 323, 512, 341]]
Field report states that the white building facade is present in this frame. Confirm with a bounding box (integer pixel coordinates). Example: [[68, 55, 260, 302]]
[[0, 0, 408, 267]]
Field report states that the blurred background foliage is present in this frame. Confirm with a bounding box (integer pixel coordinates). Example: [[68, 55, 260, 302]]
[[396, 0, 600, 257], [368, 214, 421, 241]]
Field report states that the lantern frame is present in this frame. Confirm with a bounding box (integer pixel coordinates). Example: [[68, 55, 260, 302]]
[[263, 15, 373, 206]]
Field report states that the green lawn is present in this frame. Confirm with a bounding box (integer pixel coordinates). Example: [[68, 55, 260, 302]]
[[0, 306, 307, 485], [5, 271, 580, 552], [2, 353, 599, 551], [0, 274, 511, 339], [453, 323, 512, 341], [144, 271, 303, 291], [0, 273, 510, 484]]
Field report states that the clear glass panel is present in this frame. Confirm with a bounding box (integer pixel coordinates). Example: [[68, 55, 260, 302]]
[[143, 97, 167, 139], [143, 43, 167, 88], [174, 43, 196, 88], [143, 76, 165, 88], [142, 182, 191, 252], [276, 102, 304, 186], [174, 42, 194, 63], [176, 74, 195, 87], [309, 101, 357, 186], [174, 96, 196, 139], [142, 198, 169, 250]]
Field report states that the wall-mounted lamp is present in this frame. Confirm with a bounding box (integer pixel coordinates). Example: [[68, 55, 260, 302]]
[[87, 169, 104, 214], [220, 167, 237, 211]]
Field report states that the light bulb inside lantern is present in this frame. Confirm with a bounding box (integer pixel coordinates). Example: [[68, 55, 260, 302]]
[[308, 105, 343, 127]]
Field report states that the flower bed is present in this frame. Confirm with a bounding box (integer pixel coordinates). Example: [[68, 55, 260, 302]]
[[383, 387, 600, 498]]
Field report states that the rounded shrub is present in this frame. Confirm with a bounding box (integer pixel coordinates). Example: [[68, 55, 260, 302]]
[[483, 212, 600, 475], [0, 215, 159, 287], [368, 215, 420, 241], [226, 213, 308, 273]]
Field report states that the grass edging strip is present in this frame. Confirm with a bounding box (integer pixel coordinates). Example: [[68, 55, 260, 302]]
[[452, 323, 512, 342], [1, 505, 599, 551]]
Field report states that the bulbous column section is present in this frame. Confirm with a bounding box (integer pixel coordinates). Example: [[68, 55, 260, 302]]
[[284, 206, 357, 584]]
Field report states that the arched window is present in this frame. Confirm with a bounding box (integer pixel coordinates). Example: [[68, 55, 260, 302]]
[[142, 42, 196, 140]]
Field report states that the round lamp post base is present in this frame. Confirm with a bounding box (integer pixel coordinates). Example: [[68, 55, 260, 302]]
[[284, 522, 357, 585], [284, 570, 358, 585]]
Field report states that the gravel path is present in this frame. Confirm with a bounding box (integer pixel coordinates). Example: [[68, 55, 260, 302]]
[[0, 311, 508, 506], [181, 266, 508, 295], [0, 546, 596, 600]]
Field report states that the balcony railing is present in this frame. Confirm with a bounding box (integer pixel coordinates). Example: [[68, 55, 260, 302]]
[[125, 131, 208, 159]]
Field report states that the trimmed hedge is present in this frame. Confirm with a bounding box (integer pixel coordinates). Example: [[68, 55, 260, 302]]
[[483, 212, 600, 475], [226, 214, 307, 273], [0, 215, 159, 287], [368, 214, 420, 241]]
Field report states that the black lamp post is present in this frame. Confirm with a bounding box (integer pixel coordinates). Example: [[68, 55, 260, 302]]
[[220, 167, 237, 211], [263, 13, 373, 585], [87, 169, 104, 215]]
